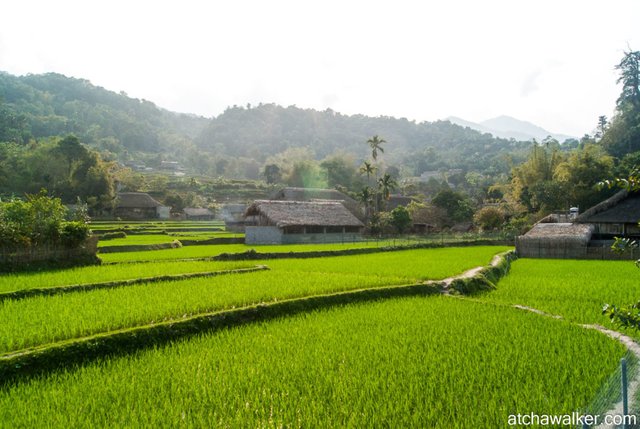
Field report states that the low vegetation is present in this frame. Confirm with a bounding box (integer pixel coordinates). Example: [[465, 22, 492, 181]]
[[0, 246, 506, 354], [480, 258, 640, 332], [0, 296, 624, 427], [0, 259, 254, 293]]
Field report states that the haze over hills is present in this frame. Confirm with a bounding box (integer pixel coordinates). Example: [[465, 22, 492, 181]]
[[0, 71, 534, 178], [446, 115, 575, 142]]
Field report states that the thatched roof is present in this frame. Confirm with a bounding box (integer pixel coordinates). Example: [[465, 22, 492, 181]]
[[184, 207, 213, 216], [116, 192, 162, 208], [575, 190, 640, 223], [271, 187, 356, 204], [520, 223, 594, 245], [245, 200, 364, 228]]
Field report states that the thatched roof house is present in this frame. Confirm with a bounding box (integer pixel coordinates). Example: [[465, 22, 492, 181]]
[[114, 192, 170, 220], [516, 223, 595, 259], [270, 187, 362, 219], [575, 190, 640, 238], [244, 200, 364, 244], [183, 207, 214, 221]]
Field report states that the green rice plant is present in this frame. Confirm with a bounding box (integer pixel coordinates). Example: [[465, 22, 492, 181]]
[[0, 296, 624, 428], [0, 271, 407, 354], [0, 260, 254, 293], [98, 242, 391, 262], [480, 259, 640, 332], [266, 246, 512, 280], [0, 247, 506, 353]]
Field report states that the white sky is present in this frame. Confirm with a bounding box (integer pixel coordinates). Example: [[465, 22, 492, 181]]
[[1, 0, 638, 137]]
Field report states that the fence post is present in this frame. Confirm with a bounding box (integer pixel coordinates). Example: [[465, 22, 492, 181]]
[[622, 358, 629, 429]]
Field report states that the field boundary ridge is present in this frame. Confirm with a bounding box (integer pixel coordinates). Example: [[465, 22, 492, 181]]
[[213, 240, 512, 261], [0, 265, 269, 303]]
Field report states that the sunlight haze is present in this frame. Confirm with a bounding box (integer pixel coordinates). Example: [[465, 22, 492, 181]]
[[1, 0, 638, 137]]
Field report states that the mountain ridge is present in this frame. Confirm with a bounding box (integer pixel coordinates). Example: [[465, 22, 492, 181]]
[[446, 115, 574, 142]]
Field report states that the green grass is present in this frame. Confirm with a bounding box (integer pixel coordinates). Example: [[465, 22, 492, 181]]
[[266, 245, 512, 280], [90, 220, 225, 228], [0, 260, 254, 293], [479, 258, 640, 330], [0, 296, 625, 428], [97, 233, 240, 247], [0, 247, 507, 353]]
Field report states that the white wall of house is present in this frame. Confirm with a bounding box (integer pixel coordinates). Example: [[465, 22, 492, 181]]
[[157, 206, 171, 220], [245, 226, 283, 244]]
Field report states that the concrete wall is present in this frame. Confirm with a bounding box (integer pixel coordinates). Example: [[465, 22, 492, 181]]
[[245, 226, 283, 244], [281, 233, 361, 244], [157, 206, 171, 220], [245, 226, 362, 245]]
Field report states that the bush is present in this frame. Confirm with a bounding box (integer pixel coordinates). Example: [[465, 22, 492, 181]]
[[98, 231, 127, 240], [0, 192, 92, 251], [60, 222, 91, 248], [473, 206, 505, 232], [390, 206, 412, 234]]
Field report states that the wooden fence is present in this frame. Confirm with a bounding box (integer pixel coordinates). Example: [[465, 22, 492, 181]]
[[516, 237, 638, 260], [0, 237, 100, 271]]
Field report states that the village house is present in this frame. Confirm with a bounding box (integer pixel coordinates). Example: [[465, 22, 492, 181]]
[[574, 190, 640, 240], [114, 192, 170, 220], [183, 207, 215, 221], [516, 190, 639, 259], [270, 187, 362, 219], [244, 200, 364, 245], [221, 203, 249, 232]]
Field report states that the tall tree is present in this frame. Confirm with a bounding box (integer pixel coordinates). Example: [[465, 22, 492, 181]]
[[366, 135, 386, 161], [377, 173, 398, 210], [263, 164, 282, 185], [616, 49, 640, 110], [357, 186, 374, 220], [595, 115, 608, 141], [601, 50, 640, 157], [359, 161, 377, 185]]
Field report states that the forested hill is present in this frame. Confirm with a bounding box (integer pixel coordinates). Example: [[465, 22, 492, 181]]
[[0, 72, 209, 152], [196, 104, 532, 174], [0, 71, 534, 176]]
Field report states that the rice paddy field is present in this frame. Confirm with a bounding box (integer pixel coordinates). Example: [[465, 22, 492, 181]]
[[0, 297, 625, 428], [1, 222, 638, 427], [480, 258, 640, 329], [0, 247, 507, 354]]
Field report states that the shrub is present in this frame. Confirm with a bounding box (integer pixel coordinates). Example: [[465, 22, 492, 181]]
[[473, 206, 505, 232], [60, 222, 91, 248]]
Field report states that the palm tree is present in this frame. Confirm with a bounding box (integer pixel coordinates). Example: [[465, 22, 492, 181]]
[[359, 161, 377, 185], [366, 135, 386, 161], [357, 186, 374, 220], [377, 173, 398, 211]]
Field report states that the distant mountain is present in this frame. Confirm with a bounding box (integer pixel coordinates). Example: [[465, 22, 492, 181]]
[[446, 115, 574, 142]]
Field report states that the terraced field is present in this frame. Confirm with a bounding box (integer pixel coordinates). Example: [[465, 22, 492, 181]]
[[480, 258, 640, 329], [1, 236, 637, 427], [0, 247, 507, 354], [0, 296, 625, 427]]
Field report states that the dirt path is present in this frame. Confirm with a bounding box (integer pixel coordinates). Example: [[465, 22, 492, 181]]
[[511, 305, 640, 428], [437, 253, 508, 292]]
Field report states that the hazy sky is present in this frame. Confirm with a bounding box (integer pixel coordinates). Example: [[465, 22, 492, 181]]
[[1, 0, 638, 137]]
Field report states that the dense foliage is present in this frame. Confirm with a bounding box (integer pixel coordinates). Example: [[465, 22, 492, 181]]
[[0, 135, 115, 211], [0, 191, 90, 250], [0, 72, 208, 152]]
